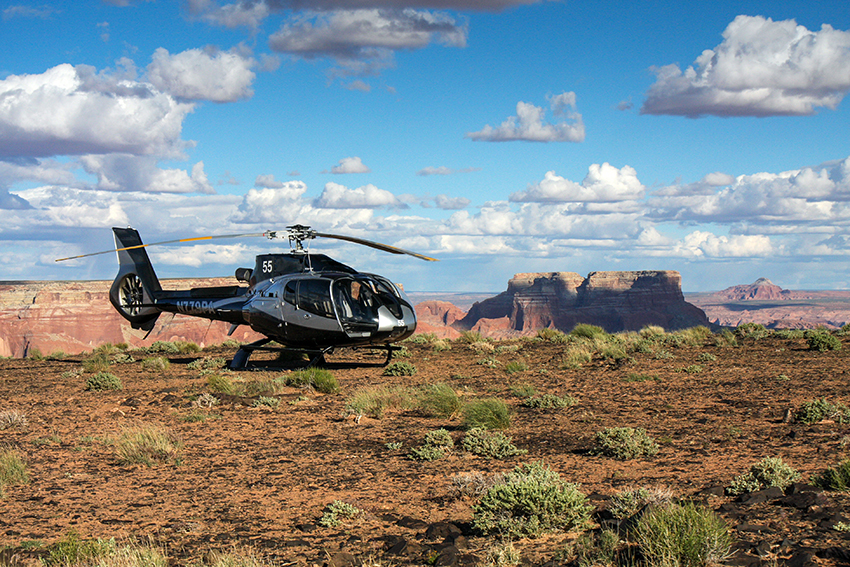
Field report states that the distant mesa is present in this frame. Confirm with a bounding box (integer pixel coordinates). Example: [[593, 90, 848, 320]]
[[712, 277, 791, 301], [419, 270, 710, 339]]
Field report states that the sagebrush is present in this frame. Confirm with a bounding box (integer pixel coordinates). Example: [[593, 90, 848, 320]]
[[472, 461, 592, 537]]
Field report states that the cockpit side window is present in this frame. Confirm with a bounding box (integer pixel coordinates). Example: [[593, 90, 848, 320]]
[[298, 279, 335, 318], [283, 281, 297, 306], [333, 278, 380, 322]]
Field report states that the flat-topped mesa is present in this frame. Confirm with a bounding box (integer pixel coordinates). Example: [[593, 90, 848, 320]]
[[457, 270, 709, 336]]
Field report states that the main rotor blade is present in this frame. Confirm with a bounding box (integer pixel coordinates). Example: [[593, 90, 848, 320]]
[[315, 232, 438, 262], [55, 232, 266, 262]]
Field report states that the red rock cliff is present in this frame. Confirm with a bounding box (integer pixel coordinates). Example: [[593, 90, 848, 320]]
[[0, 280, 263, 357], [456, 270, 709, 336]]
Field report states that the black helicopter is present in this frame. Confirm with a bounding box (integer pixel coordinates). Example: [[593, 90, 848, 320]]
[[57, 225, 437, 368]]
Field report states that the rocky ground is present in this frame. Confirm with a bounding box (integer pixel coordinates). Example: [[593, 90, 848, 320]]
[[1, 331, 850, 566]]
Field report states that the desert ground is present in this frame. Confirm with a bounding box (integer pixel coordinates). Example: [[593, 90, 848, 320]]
[[1, 329, 850, 566]]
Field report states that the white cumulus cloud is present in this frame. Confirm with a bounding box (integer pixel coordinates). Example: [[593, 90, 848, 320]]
[[146, 46, 256, 102], [0, 64, 194, 159], [230, 182, 309, 223], [314, 181, 401, 208], [675, 231, 775, 258], [466, 92, 585, 142], [80, 155, 214, 194], [650, 157, 850, 224], [511, 163, 644, 203], [328, 156, 371, 174], [642, 15, 850, 117]]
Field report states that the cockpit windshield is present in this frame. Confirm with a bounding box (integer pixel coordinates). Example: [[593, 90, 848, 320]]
[[332, 275, 405, 322]]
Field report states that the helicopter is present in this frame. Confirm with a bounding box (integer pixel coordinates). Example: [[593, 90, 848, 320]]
[[57, 225, 437, 369]]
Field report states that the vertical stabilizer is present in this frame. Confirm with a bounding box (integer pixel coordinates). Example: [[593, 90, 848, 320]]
[[109, 227, 162, 331]]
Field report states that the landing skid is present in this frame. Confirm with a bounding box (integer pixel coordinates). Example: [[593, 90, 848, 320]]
[[228, 339, 402, 370]]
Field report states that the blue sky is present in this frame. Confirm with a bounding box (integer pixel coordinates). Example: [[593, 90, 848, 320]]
[[1, 0, 849, 292]]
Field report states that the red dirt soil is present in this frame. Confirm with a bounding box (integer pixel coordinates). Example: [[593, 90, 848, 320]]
[[2, 334, 850, 566]]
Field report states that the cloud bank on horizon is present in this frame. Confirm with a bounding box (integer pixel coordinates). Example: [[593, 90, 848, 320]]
[[1, 1, 850, 291]]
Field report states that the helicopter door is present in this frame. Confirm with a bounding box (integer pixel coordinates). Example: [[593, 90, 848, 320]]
[[280, 280, 298, 340], [333, 278, 379, 337], [286, 278, 343, 345]]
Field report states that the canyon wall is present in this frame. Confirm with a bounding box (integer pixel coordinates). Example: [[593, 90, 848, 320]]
[[0, 280, 263, 358], [452, 270, 710, 337]]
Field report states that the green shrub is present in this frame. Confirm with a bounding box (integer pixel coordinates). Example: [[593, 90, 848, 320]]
[[795, 398, 850, 424], [343, 385, 416, 419], [114, 423, 183, 466], [253, 396, 280, 408], [383, 361, 417, 376], [609, 488, 651, 520], [600, 343, 629, 362], [716, 329, 738, 347], [409, 428, 455, 461], [624, 373, 661, 382], [561, 343, 594, 369], [26, 346, 44, 360], [406, 333, 436, 344], [284, 368, 339, 394], [472, 461, 592, 537], [110, 352, 135, 365], [82, 352, 112, 374], [319, 500, 362, 528], [432, 339, 452, 352], [569, 529, 622, 567], [632, 502, 732, 567], [727, 457, 801, 495], [188, 357, 226, 371], [457, 330, 484, 343], [806, 330, 842, 352], [145, 341, 180, 355], [736, 322, 770, 340], [536, 328, 570, 343], [523, 394, 577, 409], [0, 449, 29, 497], [504, 360, 528, 374], [594, 427, 659, 460], [85, 372, 122, 392], [676, 326, 714, 346], [462, 428, 527, 459], [570, 324, 607, 340], [509, 383, 537, 399], [696, 352, 717, 362], [408, 444, 450, 461], [608, 487, 674, 520], [42, 533, 116, 567], [207, 374, 241, 396], [144, 340, 200, 354], [639, 325, 666, 339], [418, 383, 463, 418], [141, 356, 170, 373], [813, 459, 850, 491], [463, 398, 511, 430]]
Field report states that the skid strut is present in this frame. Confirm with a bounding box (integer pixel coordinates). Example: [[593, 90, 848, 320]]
[[228, 340, 401, 370]]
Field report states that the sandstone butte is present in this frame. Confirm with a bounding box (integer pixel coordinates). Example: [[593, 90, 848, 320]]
[[417, 270, 710, 340], [0, 270, 708, 357]]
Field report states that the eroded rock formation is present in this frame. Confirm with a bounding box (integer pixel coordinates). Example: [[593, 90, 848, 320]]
[[455, 270, 709, 337], [0, 280, 263, 357], [713, 277, 791, 301]]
